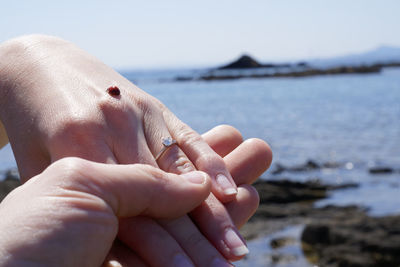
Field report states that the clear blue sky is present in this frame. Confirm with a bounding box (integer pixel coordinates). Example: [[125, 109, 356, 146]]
[[1, 0, 399, 69]]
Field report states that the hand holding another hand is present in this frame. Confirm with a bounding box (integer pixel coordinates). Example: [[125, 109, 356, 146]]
[[0, 35, 272, 266]]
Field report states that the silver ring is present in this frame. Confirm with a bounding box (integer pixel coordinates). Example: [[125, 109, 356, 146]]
[[155, 137, 178, 161]]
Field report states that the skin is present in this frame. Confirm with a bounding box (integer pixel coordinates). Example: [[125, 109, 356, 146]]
[[0, 157, 212, 266], [0, 125, 271, 267], [0, 35, 272, 266]]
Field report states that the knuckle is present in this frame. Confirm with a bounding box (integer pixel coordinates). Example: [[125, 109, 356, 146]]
[[132, 94, 153, 114], [166, 155, 195, 174], [97, 95, 134, 126], [51, 157, 88, 180], [151, 97, 167, 111], [143, 165, 172, 190], [177, 128, 203, 147]]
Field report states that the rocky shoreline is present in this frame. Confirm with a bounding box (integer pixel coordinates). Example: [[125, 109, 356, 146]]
[[1, 164, 399, 267], [240, 160, 400, 267]]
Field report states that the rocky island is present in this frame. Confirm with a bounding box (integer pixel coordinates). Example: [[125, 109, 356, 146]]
[[175, 54, 400, 81]]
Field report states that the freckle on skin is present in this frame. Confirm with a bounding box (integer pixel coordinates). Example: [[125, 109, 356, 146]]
[[107, 86, 120, 96]]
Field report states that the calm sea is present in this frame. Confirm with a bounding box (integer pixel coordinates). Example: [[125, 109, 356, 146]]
[[1, 67, 399, 266]]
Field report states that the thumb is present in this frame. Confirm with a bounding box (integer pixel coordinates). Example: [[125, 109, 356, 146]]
[[47, 158, 212, 219]]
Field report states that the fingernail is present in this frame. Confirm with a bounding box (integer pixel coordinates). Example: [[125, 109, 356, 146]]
[[216, 174, 237, 196], [181, 171, 207, 184], [210, 257, 233, 267], [173, 253, 195, 267], [106, 260, 122, 267], [224, 228, 249, 257]]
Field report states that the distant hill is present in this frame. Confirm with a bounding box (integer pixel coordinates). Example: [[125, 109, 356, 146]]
[[218, 54, 302, 69], [219, 55, 262, 69], [309, 46, 400, 68]]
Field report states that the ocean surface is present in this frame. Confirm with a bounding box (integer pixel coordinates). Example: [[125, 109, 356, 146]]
[[1, 67, 399, 266]]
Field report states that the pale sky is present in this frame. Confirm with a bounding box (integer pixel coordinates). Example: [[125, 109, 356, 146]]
[[1, 0, 399, 69]]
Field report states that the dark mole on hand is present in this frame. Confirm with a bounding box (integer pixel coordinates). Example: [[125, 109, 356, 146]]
[[107, 86, 120, 96]]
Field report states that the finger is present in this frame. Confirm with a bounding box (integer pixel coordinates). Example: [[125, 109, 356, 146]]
[[225, 138, 272, 185], [118, 217, 195, 267], [101, 99, 156, 165], [164, 111, 238, 201], [190, 194, 250, 261], [201, 125, 243, 158], [107, 108, 210, 266], [143, 116, 240, 263], [158, 216, 232, 266], [142, 110, 195, 174], [50, 157, 211, 219], [225, 185, 260, 229]]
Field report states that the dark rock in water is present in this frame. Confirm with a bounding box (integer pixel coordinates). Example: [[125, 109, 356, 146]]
[[270, 237, 296, 249], [0, 174, 20, 202], [291, 160, 320, 171], [254, 179, 327, 204], [322, 161, 342, 169], [254, 179, 358, 205], [301, 214, 400, 267], [369, 167, 394, 174], [175, 76, 193, 82], [270, 253, 298, 264], [4, 169, 19, 180], [219, 54, 262, 69], [271, 163, 286, 175], [272, 160, 320, 174]]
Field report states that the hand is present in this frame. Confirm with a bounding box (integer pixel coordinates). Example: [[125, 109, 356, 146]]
[[111, 125, 271, 266], [0, 35, 272, 265], [0, 157, 211, 266]]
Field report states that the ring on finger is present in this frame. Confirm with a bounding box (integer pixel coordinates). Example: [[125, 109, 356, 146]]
[[155, 137, 178, 161]]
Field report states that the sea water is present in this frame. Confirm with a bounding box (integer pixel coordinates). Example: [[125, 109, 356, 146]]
[[132, 68, 400, 266], [131, 68, 400, 215]]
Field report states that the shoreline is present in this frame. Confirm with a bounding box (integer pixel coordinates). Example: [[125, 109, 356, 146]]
[[239, 160, 400, 266], [1, 163, 400, 267]]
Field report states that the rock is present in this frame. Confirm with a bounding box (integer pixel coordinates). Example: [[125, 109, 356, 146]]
[[198, 64, 383, 81], [175, 76, 193, 81], [218, 54, 262, 69], [301, 214, 400, 267], [0, 174, 20, 202], [322, 161, 342, 169], [255, 179, 327, 204], [271, 160, 320, 174], [254, 178, 357, 205], [4, 169, 19, 180], [271, 163, 286, 175], [270, 253, 297, 264], [369, 167, 394, 174], [270, 236, 296, 249]]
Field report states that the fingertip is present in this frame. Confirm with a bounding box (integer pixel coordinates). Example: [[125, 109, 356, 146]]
[[213, 173, 238, 202], [202, 125, 243, 157], [245, 138, 273, 163], [226, 185, 260, 229]]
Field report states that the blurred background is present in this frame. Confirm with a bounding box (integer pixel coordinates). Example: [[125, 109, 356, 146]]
[[1, 1, 400, 266]]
